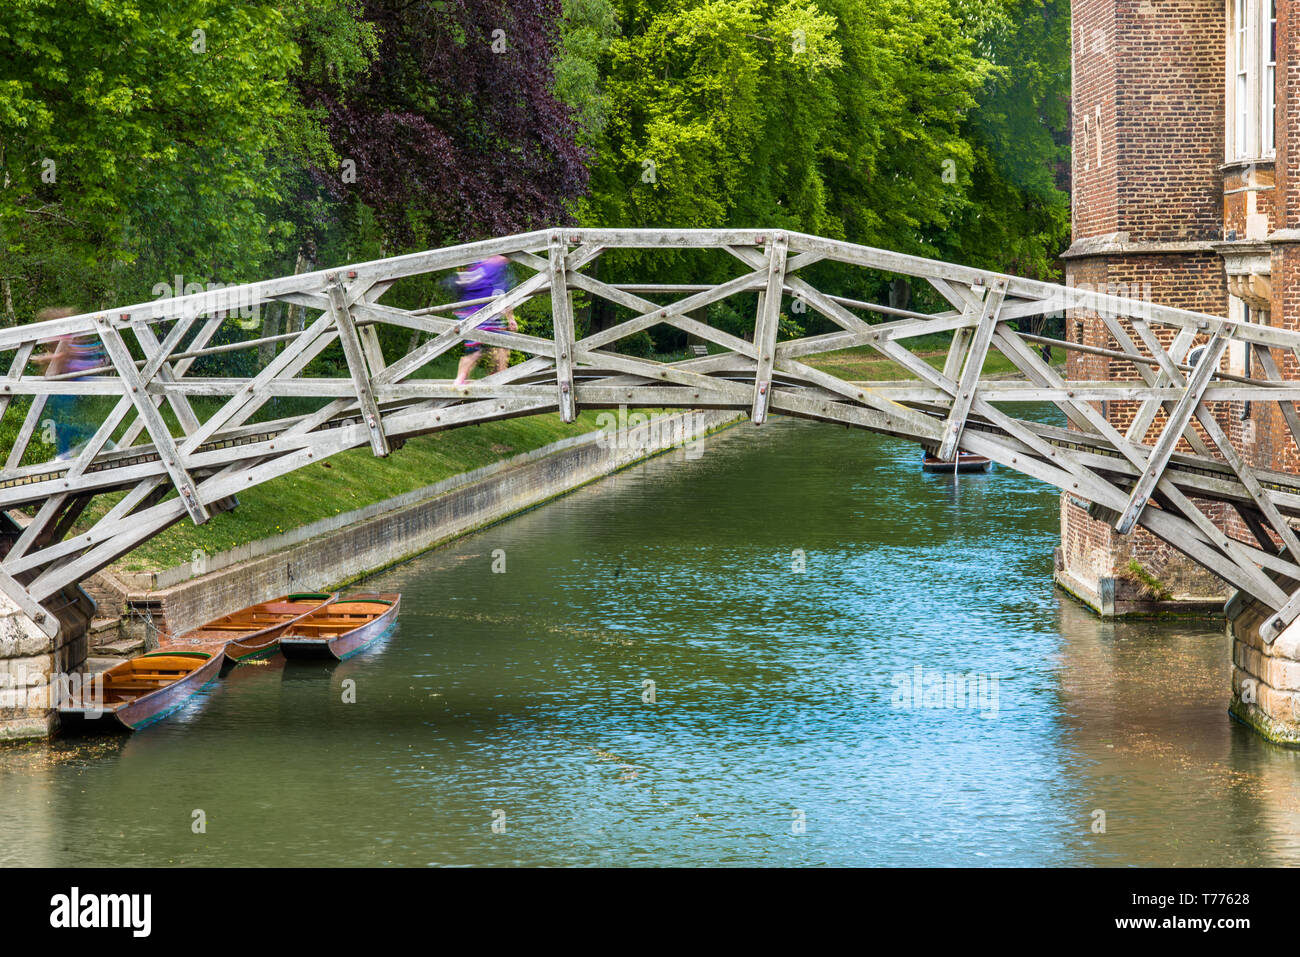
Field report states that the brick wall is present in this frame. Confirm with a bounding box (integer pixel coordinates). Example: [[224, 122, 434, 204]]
[[1063, 0, 1232, 608], [1114, 0, 1226, 241]]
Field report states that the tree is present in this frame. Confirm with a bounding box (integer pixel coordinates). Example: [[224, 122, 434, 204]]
[[946, 0, 1072, 280], [581, 0, 843, 234], [300, 0, 590, 249]]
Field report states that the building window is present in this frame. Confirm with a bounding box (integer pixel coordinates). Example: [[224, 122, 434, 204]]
[[1265, 0, 1276, 150], [1227, 0, 1278, 160]]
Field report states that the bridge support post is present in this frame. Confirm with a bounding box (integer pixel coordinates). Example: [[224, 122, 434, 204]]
[[0, 586, 92, 741], [1228, 596, 1300, 745]]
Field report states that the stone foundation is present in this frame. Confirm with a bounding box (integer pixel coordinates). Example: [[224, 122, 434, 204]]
[[1055, 497, 1229, 616], [1228, 596, 1300, 745], [0, 586, 94, 741]]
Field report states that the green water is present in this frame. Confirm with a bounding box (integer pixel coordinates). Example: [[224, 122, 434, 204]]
[[3, 414, 1299, 867]]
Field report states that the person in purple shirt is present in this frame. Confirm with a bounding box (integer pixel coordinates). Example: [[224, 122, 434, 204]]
[[30, 307, 108, 460], [450, 255, 518, 385]]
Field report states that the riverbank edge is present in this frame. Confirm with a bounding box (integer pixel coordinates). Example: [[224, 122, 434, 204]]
[[110, 409, 746, 645]]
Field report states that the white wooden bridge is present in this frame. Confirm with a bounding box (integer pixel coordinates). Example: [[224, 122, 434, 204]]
[[3, 229, 1300, 642]]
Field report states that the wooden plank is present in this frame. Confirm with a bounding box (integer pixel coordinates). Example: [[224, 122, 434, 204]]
[[5, 394, 46, 470], [565, 270, 757, 358], [1116, 334, 1227, 535], [988, 324, 1291, 602], [0, 342, 34, 421], [1190, 402, 1300, 563], [751, 234, 788, 424], [179, 313, 337, 453], [95, 320, 210, 524], [1125, 320, 1196, 443], [937, 282, 1005, 460], [1115, 314, 1212, 457], [370, 271, 552, 387], [326, 278, 389, 457], [1251, 343, 1300, 454], [1260, 589, 1300, 643], [120, 313, 223, 448], [0, 567, 59, 637], [548, 237, 578, 422], [132, 321, 201, 435]]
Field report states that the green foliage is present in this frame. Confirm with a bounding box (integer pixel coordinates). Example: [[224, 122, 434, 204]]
[[946, 0, 1072, 279], [0, 0, 377, 318], [554, 0, 622, 144], [0, 0, 1071, 334], [582, 0, 844, 234], [569, 0, 1070, 295]]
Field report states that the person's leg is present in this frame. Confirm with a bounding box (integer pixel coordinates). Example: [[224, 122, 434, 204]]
[[455, 345, 482, 385], [491, 346, 510, 374]]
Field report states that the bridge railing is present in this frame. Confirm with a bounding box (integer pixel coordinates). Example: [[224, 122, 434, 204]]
[[3, 228, 1300, 641]]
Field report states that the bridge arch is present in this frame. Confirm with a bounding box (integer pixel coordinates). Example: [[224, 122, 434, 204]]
[[3, 229, 1300, 681]]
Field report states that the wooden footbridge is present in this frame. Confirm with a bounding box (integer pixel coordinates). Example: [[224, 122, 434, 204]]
[[4, 229, 1300, 642]]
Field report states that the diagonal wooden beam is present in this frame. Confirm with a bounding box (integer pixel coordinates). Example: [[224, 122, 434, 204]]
[[751, 234, 788, 424], [937, 281, 1006, 460], [96, 319, 210, 524], [1115, 334, 1227, 535], [1125, 320, 1197, 443], [133, 320, 201, 435], [1097, 310, 1213, 458], [371, 271, 552, 388], [179, 312, 337, 453], [120, 313, 223, 448], [990, 324, 1291, 604], [564, 270, 758, 358], [1251, 342, 1300, 455], [0, 567, 59, 638], [5, 393, 47, 470], [0, 343, 34, 421]]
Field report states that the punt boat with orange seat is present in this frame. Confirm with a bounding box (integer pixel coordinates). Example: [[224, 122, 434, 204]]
[[162, 592, 338, 665], [58, 650, 224, 732], [279, 594, 401, 661]]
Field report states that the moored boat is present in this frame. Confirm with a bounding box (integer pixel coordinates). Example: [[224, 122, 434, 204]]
[[164, 592, 338, 664], [921, 450, 992, 474], [279, 594, 401, 661], [58, 651, 224, 732]]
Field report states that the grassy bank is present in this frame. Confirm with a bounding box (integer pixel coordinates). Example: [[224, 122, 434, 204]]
[[802, 334, 1064, 381], [106, 411, 620, 574]]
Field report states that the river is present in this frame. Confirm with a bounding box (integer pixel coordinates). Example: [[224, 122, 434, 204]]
[[3, 412, 1299, 866]]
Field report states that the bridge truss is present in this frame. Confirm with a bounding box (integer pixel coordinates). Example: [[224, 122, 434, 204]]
[[3, 229, 1300, 640]]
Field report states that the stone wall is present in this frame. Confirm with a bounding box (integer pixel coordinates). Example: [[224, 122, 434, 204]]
[[1229, 595, 1300, 744], [0, 586, 94, 741]]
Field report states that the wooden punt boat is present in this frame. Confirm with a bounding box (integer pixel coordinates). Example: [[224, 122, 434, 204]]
[[165, 592, 338, 664], [58, 651, 223, 732], [279, 594, 401, 661], [921, 451, 992, 474]]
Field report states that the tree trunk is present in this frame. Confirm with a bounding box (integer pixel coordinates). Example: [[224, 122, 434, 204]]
[[1, 277, 16, 328], [284, 248, 313, 334], [258, 301, 283, 365]]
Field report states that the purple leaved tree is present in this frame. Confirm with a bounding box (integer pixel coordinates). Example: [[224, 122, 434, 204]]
[[302, 0, 589, 248]]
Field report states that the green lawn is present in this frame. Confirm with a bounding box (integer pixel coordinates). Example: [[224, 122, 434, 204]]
[[804, 345, 1044, 381], [801, 332, 1064, 382], [104, 410, 632, 573]]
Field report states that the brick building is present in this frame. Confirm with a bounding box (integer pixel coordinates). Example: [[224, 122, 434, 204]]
[[1059, 0, 1297, 614]]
